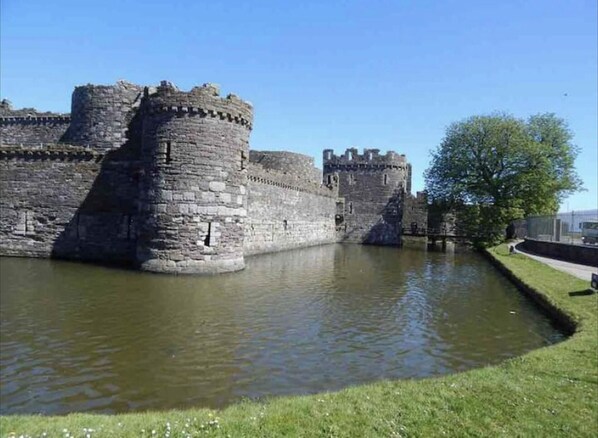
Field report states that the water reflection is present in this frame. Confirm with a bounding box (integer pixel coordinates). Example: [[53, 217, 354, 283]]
[[0, 245, 563, 414]]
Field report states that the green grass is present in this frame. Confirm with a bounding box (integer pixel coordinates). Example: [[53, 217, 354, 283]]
[[2, 244, 597, 437]]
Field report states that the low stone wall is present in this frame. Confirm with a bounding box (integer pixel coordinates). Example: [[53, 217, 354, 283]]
[[244, 163, 337, 256], [521, 238, 598, 267]]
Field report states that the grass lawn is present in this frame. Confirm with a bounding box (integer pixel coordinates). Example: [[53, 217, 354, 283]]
[[2, 244, 597, 437]]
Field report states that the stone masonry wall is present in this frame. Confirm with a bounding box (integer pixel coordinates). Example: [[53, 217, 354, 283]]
[[61, 81, 145, 152], [0, 116, 71, 146], [403, 192, 428, 235], [135, 83, 253, 274], [245, 162, 337, 255], [249, 150, 322, 183], [0, 145, 139, 264], [0, 80, 423, 275], [323, 148, 409, 245]]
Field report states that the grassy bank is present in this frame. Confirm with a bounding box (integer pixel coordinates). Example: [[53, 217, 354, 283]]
[[2, 244, 597, 437]]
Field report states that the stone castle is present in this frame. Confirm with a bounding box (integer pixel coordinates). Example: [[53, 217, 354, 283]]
[[0, 80, 428, 274]]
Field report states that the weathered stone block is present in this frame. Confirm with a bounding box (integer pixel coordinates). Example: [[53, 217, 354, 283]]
[[201, 192, 216, 202], [209, 181, 226, 192], [220, 193, 231, 203]]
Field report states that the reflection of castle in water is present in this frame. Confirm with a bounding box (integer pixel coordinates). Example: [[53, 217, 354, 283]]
[[0, 244, 564, 414], [0, 80, 428, 275]]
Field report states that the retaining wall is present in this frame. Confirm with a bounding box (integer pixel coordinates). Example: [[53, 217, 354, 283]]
[[521, 238, 598, 267]]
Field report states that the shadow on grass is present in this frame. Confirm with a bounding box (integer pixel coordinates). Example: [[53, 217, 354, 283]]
[[568, 289, 595, 297], [532, 369, 598, 385]]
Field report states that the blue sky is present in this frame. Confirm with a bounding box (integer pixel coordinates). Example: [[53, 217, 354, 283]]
[[2, 0, 596, 211]]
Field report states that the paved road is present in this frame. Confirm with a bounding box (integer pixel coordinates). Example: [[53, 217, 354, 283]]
[[514, 244, 597, 282]]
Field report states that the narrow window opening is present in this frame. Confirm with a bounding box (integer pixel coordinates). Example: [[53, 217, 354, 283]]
[[204, 222, 212, 246], [166, 141, 172, 164], [240, 150, 247, 170], [384, 174, 388, 185], [283, 219, 288, 230], [327, 175, 332, 185], [349, 173, 355, 185], [349, 202, 353, 214]]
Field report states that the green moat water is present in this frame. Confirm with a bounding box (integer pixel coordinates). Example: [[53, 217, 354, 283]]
[[0, 245, 564, 415]]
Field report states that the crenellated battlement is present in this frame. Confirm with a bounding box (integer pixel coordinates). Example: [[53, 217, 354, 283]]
[[136, 81, 254, 274], [0, 115, 71, 124], [145, 82, 253, 129], [1, 110, 72, 146], [323, 148, 408, 170], [249, 150, 322, 183], [0, 144, 103, 162], [247, 162, 336, 198], [323, 147, 411, 245], [0, 78, 427, 274]]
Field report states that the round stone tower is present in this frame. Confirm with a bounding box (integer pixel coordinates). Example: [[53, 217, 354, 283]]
[[61, 81, 144, 151], [136, 81, 253, 274]]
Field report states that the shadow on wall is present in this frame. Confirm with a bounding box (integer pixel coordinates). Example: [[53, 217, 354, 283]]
[[50, 111, 144, 266], [363, 191, 403, 245]]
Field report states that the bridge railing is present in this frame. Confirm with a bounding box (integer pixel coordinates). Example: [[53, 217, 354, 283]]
[[401, 227, 456, 237]]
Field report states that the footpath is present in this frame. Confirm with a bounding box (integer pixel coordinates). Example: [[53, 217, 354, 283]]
[[514, 242, 598, 282]]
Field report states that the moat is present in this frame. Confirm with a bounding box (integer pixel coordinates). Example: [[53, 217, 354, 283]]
[[0, 245, 564, 415]]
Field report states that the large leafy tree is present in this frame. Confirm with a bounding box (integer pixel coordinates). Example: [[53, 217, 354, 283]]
[[425, 113, 582, 245]]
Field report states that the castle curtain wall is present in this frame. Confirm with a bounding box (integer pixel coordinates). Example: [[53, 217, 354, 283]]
[[0, 81, 418, 275], [0, 116, 71, 146], [0, 148, 139, 263], [244, 160, 337, 256]]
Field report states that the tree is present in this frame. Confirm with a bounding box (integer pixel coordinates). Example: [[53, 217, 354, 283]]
[[425, 113, 583, 246]]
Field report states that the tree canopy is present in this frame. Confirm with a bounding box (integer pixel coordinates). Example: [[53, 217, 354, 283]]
[[425, 113, 583, 245]]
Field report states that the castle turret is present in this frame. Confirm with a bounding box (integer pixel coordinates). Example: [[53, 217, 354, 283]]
[[135, 82, 253, 274], [61, 81, 144, 151], [323, 148, 410, 244]]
